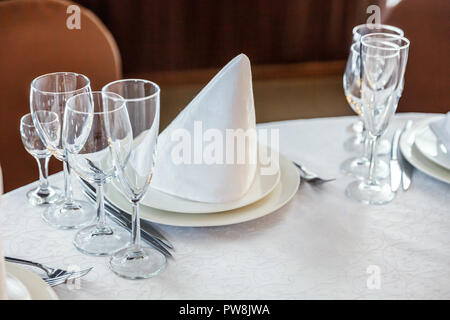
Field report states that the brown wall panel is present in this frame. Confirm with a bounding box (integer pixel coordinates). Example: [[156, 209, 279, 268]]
[[74, 0, 379, 73]]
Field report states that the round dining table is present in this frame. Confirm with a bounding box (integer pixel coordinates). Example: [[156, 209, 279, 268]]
[[1, 113, 449, 299]]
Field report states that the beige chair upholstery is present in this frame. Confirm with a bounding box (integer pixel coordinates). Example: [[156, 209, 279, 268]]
[[0, 0, 122, 192]]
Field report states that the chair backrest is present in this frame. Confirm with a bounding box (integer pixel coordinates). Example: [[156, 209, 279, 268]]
[[383, 0, 449, 113], [0, 0, 122, 192]]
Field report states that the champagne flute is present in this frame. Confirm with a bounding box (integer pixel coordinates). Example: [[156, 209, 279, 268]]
[[344, 24, 404, 154], [30, 72, 96, 229], [64, 91, 131, 256], [340, 43, 389, 179], [346, 33, 410, 205], [20, 113, 62, 205], [103, 79, 166, 279]]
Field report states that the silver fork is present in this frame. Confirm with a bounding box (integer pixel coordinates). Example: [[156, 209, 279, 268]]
[[44, 270, 91, 287], [5, 256, 93, 286], [293, 161, 336, 184]]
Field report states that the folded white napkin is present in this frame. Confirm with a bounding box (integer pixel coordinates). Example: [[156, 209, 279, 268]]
[[0, 165, 6, 300], [151, 54, 257, 203], [430, 112, 450, 156]]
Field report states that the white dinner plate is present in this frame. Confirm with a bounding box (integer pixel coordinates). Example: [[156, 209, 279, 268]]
[[104, 152, 299, 227], [113, 144, 280, 214], [414, 117, 450, 170], [400, 117, 450, 184], [5, 262, 58, 300]]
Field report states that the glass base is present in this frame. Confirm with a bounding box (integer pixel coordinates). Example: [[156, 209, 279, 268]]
[[27, 186, 62, 206], [345, 180, 395, 205], [343, 137, 391, 156], [109, 246, 167, 279], [340, 157, 389, 179], [73, 224, 129, 256], [42, 200, 96, 230]]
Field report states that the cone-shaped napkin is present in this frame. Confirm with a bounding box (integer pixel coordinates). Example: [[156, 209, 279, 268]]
[[151, 54, 257, 203]]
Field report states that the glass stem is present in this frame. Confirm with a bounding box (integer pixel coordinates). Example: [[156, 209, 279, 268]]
[[362, 125, 370, 160], [92, 183, 112, 236], [367, 133, 379, 185], [63, 160, 74, 206], [36, 156, 49, 192], [96, 183, 106, 228], [131, 201, 141, 252]]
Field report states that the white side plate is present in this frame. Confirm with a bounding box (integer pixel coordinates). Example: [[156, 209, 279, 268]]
[[400, 117, 450, 184], [414, 119, 450, 170], [104, 152, 299, 227]]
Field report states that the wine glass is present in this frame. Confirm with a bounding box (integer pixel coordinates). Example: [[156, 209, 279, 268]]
[[346, 33, 410, 205], [103, 79, 166, 279], [64, 91, 131, 256], [340, 43, 389, 179], [20, 113, 62, 205], [344, 24, 404, 154], [30, 72, 96, 229]]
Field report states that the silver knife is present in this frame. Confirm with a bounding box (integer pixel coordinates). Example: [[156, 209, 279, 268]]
[[390, 128, 403, 192], [400, 120, 414, 190]]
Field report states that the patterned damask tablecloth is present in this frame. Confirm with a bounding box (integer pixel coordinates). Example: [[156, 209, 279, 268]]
[[1, 113, 449, 299]]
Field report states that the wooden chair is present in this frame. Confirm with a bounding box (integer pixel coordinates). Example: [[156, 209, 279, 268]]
[[383, 0, 449, 113], [0, 0, 121, 192]]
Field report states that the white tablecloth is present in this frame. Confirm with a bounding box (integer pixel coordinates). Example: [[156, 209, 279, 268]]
[[1, 113, 449, 299]]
